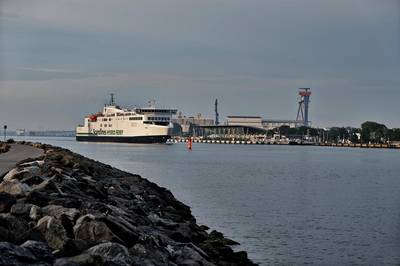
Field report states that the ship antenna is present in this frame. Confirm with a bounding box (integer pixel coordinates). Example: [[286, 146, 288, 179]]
[[110, 93, 115, 106]]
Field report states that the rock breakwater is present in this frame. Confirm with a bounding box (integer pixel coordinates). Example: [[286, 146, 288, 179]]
[[0, 142, 257, 266], [0, 142, 10, 154]]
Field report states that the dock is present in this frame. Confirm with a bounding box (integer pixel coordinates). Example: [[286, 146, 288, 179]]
[[171, 137, 400, 149]]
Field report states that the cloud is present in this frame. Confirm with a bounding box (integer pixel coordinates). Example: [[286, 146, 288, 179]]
[[2, 70, 398, 130], [15, 67, 82, 74], [0, 0, 399, 129]]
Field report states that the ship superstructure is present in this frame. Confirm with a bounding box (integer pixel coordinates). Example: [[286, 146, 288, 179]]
[[76, 95, 177, 143]]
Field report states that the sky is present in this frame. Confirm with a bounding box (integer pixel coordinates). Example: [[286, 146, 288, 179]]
[[0, 0, 399, 130]]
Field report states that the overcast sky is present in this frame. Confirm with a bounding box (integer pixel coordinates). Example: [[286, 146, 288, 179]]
[[0, 0, 399, 130]]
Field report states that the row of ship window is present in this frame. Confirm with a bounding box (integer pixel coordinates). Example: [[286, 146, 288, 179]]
[[100, 116, 169, 121], [148, 117, 170, 121], [99, 117, 169, 126], [102, 117, 140, 121]]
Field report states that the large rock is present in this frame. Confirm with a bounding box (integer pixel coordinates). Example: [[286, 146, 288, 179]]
[[10, 202, 33, 218], [99, 215, 139, 247], [18, 160, 45, 168], [0, 179, 31, 197], [54, 253, 101, 266], [2, 166, 41, 182], [21, 240, 54, 263], [2, 168, 29, 181], [0, 242, 40, 266], [29, 205, 42, 221], [22, 166, 41, 177], [26, 190, 51, 207], [36, 215, 68, 250], [86, 242, 132, 266], [129, 243, 171, 265], [0, 213, 30, 244], [31, 178, 57, 193], [20, 175, 46, 187], [73, 214, 118, 243], [172, 245, 216, 266], [42, 204, 80, 222], [0, 192, 16, 213], [56, 238, 97, 257]]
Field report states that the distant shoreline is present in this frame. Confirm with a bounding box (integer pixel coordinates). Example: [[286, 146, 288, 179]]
[[172, 137, 400, 149]]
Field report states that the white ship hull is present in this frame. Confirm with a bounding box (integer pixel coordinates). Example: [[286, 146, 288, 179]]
[[76, 97, 177, 144], [76, 124, 171, 143], [76, 134, 169, 143]]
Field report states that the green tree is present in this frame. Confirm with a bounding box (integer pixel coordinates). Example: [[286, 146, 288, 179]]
[[266, 129, 275, 137], [387, 128, 400, 141], [278, 125, 291, 136], [348, 127, 361, 143], [361, 121, 387, 143]]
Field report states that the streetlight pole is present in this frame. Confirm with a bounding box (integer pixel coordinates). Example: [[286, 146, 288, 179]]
[[3, 125, 7, 142]]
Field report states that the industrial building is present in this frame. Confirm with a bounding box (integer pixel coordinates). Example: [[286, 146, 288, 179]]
[[196, 125, 266, 139], [262, 119, 304, 130], [173, 89, 312, 138], [225, 88, 312, 131], [226, 116, 263, 129], [172, 112, 214, 136], [226, 116, 303, 130]]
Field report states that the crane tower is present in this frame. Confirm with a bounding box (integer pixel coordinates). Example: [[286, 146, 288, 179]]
[[296, 88, 311, 127], [215, 99, 219, 125]]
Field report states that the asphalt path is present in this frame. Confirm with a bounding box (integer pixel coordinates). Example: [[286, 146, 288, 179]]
[[0, 144, 43, 176]]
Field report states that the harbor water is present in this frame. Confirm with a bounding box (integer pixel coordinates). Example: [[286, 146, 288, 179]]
[[14, 137, 400, 265]]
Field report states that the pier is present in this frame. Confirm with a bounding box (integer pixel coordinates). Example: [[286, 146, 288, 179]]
[[171, 137, 400, 149]]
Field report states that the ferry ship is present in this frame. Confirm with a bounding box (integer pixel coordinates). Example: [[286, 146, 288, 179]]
[[76, 95, 177, 143]]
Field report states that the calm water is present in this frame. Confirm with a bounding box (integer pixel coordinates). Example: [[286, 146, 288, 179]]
[[14, 137, 400, 265]]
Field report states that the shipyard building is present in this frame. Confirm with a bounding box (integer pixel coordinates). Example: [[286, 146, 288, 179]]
[[173, 88, 311, 138], [171, 112, 214, 136], [226, 116, 303, 130]]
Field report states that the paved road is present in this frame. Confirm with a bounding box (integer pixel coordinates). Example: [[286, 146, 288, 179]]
[[0, 144, 43, 176]]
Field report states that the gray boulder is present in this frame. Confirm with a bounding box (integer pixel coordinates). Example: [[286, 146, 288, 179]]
[[172, 245, 216, 266], [0, 179, 31, 197], [22, 166, 41, 177], [10, 202, 34, 218], [29, 205, 42, 221], [18, 160, 45, 168], [21, 240, 54, 263], [0, 242, 40, 266], [99, 215, 139, 247], [20, 175, 46, 187], [3, 166, 41, 182], [0, 213, 30, 243], [41, 205, 80, 222], [86, 242, 132, 266], [2, 168, 29, 181], [0, 192, 16, 213], [56, 238, 97, 257], [54, 253, 100, 266], [36, 215, 68, 250], [130, 243, 171, 265], [73, 214, 117, 243]]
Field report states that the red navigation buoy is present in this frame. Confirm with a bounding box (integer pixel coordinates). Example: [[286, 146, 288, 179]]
[[187, 137, 193, 150]]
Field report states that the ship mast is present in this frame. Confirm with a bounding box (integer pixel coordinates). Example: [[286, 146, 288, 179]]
[[109, 93, 115, 106]]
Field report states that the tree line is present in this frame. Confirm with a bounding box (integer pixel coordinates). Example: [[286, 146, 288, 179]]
[[271, 121, 400, 144]]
